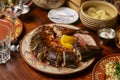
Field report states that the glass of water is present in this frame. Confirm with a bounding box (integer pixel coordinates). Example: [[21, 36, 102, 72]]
[[0, 25, 11, 63]]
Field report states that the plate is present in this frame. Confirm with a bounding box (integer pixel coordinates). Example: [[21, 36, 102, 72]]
[[20, 24, 100, 75], [48, 7, 79, 24], [1, 18, 23, 41], [92, 54, 120, 80], [33, 0, 65, 9], [12, 18, 23, 41]]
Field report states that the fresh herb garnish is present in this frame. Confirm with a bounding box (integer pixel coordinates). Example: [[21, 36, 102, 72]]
[[115, 62, 120, 79]]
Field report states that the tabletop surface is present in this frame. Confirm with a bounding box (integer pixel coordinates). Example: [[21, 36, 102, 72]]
[[0, 3, 120, 80]]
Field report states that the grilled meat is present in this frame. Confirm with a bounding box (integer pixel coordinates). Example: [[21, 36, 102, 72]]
[[29, 24, 101, 68]]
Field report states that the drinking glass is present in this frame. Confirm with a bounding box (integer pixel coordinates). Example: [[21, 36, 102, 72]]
[[2, 0, 23, 18], [1, 0, 23, 32], [0, 0, 23, 52], [0, 25, 11, 63]]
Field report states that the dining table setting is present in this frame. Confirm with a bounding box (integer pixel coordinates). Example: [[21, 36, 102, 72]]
[[0, 0, 120, 80]]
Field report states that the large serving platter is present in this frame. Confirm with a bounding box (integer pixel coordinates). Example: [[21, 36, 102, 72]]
[[92, 54, 120, 80], [20, 24, 99, 75]]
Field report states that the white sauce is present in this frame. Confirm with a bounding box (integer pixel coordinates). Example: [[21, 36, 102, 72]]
[[98, 28, 116, 39]]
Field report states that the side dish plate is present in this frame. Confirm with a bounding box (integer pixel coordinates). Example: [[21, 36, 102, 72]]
[[92, 54, 120, 80], [48, 7, 79, 24]]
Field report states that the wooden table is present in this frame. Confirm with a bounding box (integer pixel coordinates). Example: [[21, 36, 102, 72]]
[[1, 3, 120, 80]]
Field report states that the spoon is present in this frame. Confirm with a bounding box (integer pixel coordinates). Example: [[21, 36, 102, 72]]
[[10, 39, 20, 52], [10, 44, 20, 52]]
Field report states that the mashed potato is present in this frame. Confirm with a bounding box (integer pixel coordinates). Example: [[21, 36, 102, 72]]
[[85, 7, 112, 20]]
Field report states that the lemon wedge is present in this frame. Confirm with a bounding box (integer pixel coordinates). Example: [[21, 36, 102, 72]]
[[60, 35, 77, 49]]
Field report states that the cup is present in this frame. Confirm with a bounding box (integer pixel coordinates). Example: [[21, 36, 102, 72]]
[[0, 25, 11, 63]]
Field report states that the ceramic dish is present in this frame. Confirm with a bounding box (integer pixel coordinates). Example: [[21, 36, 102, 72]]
[[80, 1, 118, 31], [33, 0, 65, 9], [97, 28, 116, 39], [48, 7, 79, 24], [1, 18, 23, 41], [20, 24, 99, 75], [12, 18, 23, 41], [92, 54, 120, 80]]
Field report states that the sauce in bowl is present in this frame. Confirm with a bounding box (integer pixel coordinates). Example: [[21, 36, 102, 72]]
[[97, 28, 116, 39]]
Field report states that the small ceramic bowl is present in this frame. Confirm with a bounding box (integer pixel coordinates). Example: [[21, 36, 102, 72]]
[[97, 28, 116, 39], [97, 27, 116, 45]]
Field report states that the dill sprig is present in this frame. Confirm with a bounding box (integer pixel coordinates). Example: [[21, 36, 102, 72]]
[[115, 62, 120, 79]]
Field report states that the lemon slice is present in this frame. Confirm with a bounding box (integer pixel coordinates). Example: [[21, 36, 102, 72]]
[[60, 40, 73, 49], [60, 35, 77, 49]]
